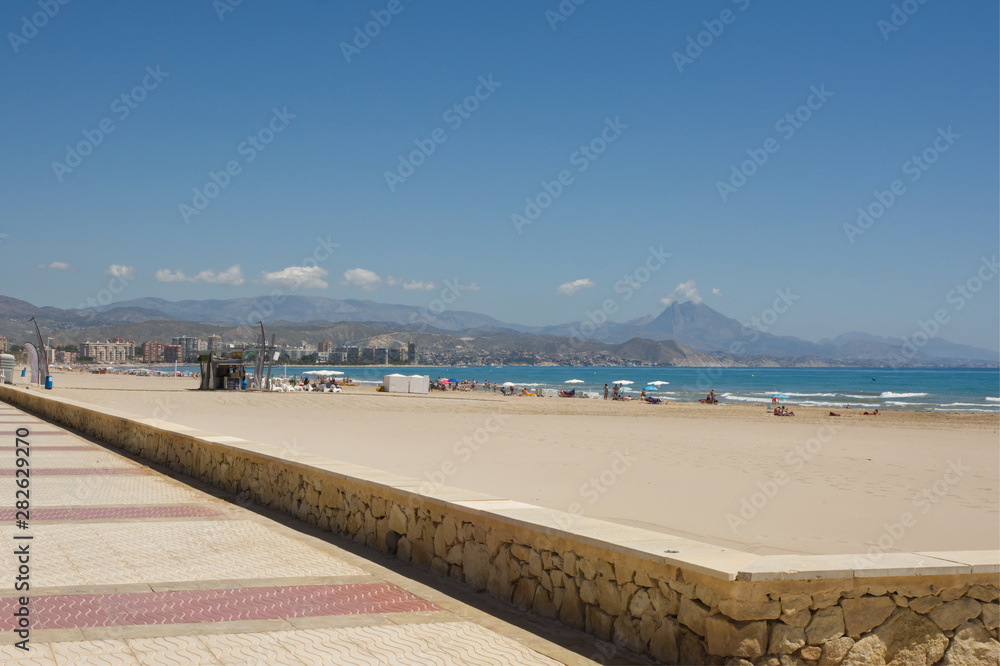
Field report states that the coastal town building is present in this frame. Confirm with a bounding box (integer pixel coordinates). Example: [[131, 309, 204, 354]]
[[163, 344, 184, 364], [142, 341, 166, 363], [79, 340, 133, 363], [318, 340, 332, 353], [172, 336, 207, 362], [0, 336, 6, 352]]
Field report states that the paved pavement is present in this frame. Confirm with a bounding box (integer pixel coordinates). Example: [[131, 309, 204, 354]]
[[0, 404, 649, 665]]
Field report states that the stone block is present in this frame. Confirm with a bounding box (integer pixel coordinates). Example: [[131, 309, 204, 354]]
[[806, 606, 845, 645], [533, 585, 558, 619], [596, 577, 622, 616], [818, 636, 854, 666], [781, 593, 813, 615], [513, 577, 538, 610], [563, 551, 578, 577], [587, 606, 614, 642], [719, 597, 782, 621], [639, 610, 659, 643], [463, 542, 490, 591], [649, 617, 679, 664], [840, 609, 946, 666], [613, 614, 645, 654], [769, 623, 806, 654], [431, 556, 449, 576], [909, 595, 944, 614], [841, 596, 896, 638], [704, 615, 768, 658], [445, 542, 464, 565], [799, 645, 821, 661], [928, 598, 983, 631], [939, 620, 1000, 665], [679, 595, 712, 637], [529, 549, 544, 578], [510, 543, 531, 562], [559, 578, 586, 631], [967, 584, 1000, 603], [629, 588, 652, 618], [981, 602, 999, 631]]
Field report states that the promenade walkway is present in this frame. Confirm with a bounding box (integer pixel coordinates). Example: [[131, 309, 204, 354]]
[[0, 404, 648, 665]]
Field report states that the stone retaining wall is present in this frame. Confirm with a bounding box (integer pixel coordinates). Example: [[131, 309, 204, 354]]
[[3, 386, 997, 665]]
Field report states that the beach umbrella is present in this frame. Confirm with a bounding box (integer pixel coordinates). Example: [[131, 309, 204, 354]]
[[643, 385, 658, 391], [612, 380, 633, 385], [649, 380, 670, 386], [448, 378, 458, 383], [772, 393, 789, 399], [439, 378, 451, 383], [502, 381, 516, 387], [564, 379, 585, 383]]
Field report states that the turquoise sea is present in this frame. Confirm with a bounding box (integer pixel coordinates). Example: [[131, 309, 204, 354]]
[[161, 365, 999, 413]]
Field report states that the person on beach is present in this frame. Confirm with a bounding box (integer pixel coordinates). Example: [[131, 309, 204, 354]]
[[604, 384, 609, 400]]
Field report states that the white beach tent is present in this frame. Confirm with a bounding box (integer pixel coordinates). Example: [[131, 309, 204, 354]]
[[383, 373, 410, 393], [408, 374, 430, 394]]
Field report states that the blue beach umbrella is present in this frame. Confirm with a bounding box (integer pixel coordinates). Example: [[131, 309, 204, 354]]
[[643, 385, 658, 391], [772, 393, 789, 399]]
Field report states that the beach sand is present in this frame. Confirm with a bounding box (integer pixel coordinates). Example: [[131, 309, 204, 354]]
[[26, 369, 1000, 557]]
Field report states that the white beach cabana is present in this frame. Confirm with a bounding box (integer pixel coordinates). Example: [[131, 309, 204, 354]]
[[407, 374, 429, 394], [383, 373, 410, 393]]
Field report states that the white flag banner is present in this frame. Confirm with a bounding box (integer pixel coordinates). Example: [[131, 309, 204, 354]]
[[24, 343, 39, 384]]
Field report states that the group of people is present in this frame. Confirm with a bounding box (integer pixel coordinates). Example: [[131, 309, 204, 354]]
[[699, 389, 718, 405], [603, 383, 632, 401]]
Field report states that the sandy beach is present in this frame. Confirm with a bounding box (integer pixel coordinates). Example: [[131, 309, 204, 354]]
[[21, 369, 1000, 557]]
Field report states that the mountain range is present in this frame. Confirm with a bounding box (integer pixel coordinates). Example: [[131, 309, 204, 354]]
[[0, 294, 995, 366]]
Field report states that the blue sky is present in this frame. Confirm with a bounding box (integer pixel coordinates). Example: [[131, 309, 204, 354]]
[[3, 1, 998, 349]]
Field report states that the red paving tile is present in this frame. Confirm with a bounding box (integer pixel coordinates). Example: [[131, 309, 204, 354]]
[[0, 468, 147, 477], [0, 505, 225, 521], [0, 584, 440, 630]]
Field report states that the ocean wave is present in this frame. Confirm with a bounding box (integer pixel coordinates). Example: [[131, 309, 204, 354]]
[[878, 391, 929, 398], [932, 407, 996, 413], [843, 394, 878, 399], [942, 402, 993, 407], [784, 392, 837, 397], [987, 397, 1000, 402], [721, 394, 771, 404], [798, 400, 871, 408], [885, 401, 929, 407]]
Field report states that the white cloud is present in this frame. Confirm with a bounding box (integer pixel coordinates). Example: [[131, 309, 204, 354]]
[[106, 264, 135, 278], [155, 264, 245, 286], [341, 268, 382, 291], [402, 280, 436, 291], [712, 287, 722, 296], [259, 266, 329, 289], [556, 278, 595, 296], [661, 279, 702, 305], [38, 261, 73, 270]]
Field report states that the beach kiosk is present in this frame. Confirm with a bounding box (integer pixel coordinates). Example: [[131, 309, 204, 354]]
[[0, 354, 14, 384], [199, 354, 247, 390]]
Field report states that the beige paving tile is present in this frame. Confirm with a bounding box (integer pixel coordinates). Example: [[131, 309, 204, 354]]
[[0, 521, 364, 589], [0, 476, 205, 506]]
